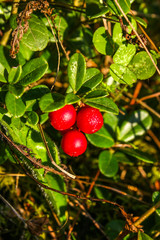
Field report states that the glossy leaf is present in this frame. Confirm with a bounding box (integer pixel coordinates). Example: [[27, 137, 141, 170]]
[[84, 90, 108, 100], [138, 231, 153, 240], [103, 112, 118, 138], [26, 111, 39, 125], [86, 2, 109, 19], [77, 68, 103, 94], [19, 58, 48, 86], [135, 16, 147, 28], [85, 97, 119, 114], [5, 92, 26, 118], [107, 0, 131, 15], [86, 126, 114, 148], [93, 27, 114, 55], [65, 93, 80, 105], [8, 84, 24, 98], [113, 44, 136, 66], [110, 63, 137, 85], [0, 63, 7, 83], [8, 65, 22, 84], [152, 191, 160, 216], [39, 92, 65, 112], [128, 51, 157, 80], [118, 110, 152, 142], [21, 15, 49, 51], [99, 151, 118, 177], [68, 53, 86, 92], [120, 148, 156, 163]]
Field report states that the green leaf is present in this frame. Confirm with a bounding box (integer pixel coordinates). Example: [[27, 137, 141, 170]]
[[8, 84, 24, 98], [68, 53, 86, 92], [26, 129, 67, 223], [93, 27, 114, 55], [138, 231, 153, 240], [86, 126, 114, 148], [128, 51, 157, 80], [135, 16, 147, 28], [8, 65, 22, 84], [26, 111, 39, 125], [39, 113, 49, 125], [39, 92, 65, 112], [19, 58, 48, 86], [99, 150, 118, 177], [0, 63, 7, 83], [84, 90, 108, 100], [113, 44, 136, 66], [65, 93, 80, 105], [86, 2, 109, 19], [152, 191, 160, 216], [110, 63, 137, 85], [77, 68, 103, 94], [5, 92, 26, 118], [103, 112, 118, 138], [21, 15, 49, 51], [107, 0, 131, 15], [119, 148, 156, 163], [118, 110, 152, 142], [85, 97, 119, 114]]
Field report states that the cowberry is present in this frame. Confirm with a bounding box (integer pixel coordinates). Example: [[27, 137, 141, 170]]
[[49, 105, 76, 131], [61, 130, 87, 157], [76, 105, 103, 134]]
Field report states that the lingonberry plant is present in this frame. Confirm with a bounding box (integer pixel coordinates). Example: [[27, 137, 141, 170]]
[[0, 0, 160, 239]]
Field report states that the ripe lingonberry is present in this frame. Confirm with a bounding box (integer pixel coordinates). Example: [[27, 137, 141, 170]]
[[76, 105, 103, 134], [49, 105, 76, 131], [61, 130, 87, 157]]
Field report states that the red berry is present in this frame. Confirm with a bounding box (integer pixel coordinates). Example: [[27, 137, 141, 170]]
[[76, 105, 103, 134], [49, 105, 76, 131], [61, 130, 87, 157]]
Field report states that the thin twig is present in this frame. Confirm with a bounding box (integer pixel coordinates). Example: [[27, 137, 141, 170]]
[[0, 194, 26, 224], [113, 0, 160, 75], [0, 129, 65, 177], [125, 92, 160, 118], [38, 123, 76, 179]]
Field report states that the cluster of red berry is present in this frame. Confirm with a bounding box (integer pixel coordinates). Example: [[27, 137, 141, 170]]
[[49, 104, 103, 157]]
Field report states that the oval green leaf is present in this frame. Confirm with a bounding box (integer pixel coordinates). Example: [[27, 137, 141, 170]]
[[21, 15, 49, 51], [110, 63, 137, 85], [68, 53, 86, 92], [86, 126, 114, 148], [19, 58, 48, 86], [93, 27, 114, 55], [84, 90, 108, 100], [9, 84, 24, 98], [39, 92, 65, 112], [5, 92, 26, 118], [26, 111, 39, 125], [8, 65, 22, 84], [119, 148, 156, 163], [99, 150, 118, 177], [128, 51, 157, 80], [138, 231, 153, 240], [77, 68, 103, 94], [118, 110, 152, 142], [113, 44, 136, 66], [65, 93, 80, 105], [86, 2, 109, 19], [107, 0, 131, 15], [85, 97, 119, 114]]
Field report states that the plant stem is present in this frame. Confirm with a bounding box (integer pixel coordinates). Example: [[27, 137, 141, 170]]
[[134, 200, 160, 227]]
